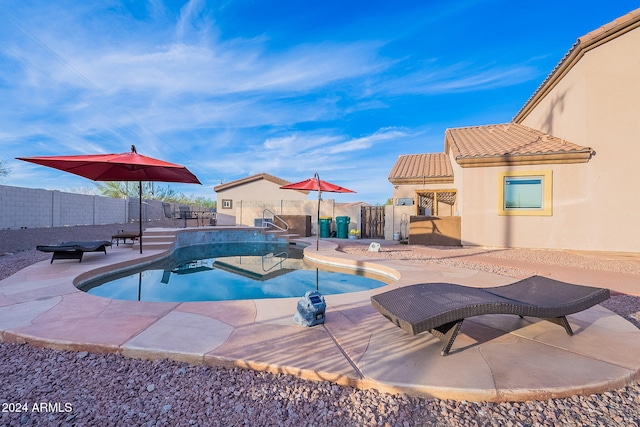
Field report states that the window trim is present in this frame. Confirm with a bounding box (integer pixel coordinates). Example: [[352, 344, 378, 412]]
[[497, 170, 552, 216], [221, 199, 232, 209]]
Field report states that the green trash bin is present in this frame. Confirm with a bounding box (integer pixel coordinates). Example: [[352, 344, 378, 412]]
[[335, 216, 350, 239], [318, 217, 332, 238]]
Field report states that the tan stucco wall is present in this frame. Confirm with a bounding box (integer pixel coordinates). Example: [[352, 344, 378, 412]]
[[458, 162, 601, 250], [215, 179, 307, 225], [409, 216, 461, 246], [512, 27, 640, 252]]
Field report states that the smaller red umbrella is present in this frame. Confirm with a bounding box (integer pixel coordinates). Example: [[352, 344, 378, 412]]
[[280, 177, 355, 194], [281, 172, 355, 250]]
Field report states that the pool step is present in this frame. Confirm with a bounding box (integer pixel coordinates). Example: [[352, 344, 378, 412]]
[[276, 233, 300, 240], [132, 229, 177, 251], [262, 229, 300, 241]]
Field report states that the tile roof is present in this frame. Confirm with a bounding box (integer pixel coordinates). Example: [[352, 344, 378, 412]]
[[388, 153, 453, 183], [214, 172, 298, 192], [514, 8, 640, 122], [445, 123, 592, 166], [578, 8, 640, 44]]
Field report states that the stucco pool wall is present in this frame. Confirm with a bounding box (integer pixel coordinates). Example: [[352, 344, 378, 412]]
[[172, 227, 290, 248]]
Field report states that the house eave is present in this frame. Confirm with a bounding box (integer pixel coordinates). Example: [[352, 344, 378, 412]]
[[456, 152, 592, 168], [514, 11, 640, 123], [214, 172, 304, 193], [389, 176, 454, 185]]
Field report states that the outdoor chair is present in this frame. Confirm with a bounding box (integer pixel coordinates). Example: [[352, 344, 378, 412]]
[[370, 275, 610, 356], [36, 241, 112, 263], [178, 205, 198, 227], [162, 202, 180, 227]]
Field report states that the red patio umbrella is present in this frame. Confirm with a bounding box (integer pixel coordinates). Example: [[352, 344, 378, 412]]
[[17, 145, 201, 253], [281, 172, 355, 250]]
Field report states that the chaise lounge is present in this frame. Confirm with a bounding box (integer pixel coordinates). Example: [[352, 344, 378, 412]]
[[370, 275, 610, 356], [36, 241, 112, 263]]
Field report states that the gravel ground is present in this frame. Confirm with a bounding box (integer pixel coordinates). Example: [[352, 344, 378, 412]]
[[0, 225, 639, 426]]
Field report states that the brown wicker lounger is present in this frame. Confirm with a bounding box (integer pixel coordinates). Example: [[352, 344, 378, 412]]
[[370, 276, 610, 356], [36, 241, 112, 263]]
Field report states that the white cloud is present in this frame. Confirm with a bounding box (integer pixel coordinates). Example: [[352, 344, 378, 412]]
[[263, 134, 340, 152], [176, 0, 211, 41], [323, 128, 408, 155], [378, 61, 540, 95], [74, 39, 387, 99], [203, 127, 411, 184]]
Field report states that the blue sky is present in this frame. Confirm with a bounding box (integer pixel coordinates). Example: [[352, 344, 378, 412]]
[[1, 1, 637, 204]]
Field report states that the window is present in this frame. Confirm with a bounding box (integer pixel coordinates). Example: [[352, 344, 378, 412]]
[[222, 199, 232, 209], [498, 170, 552, 216], [504, 177, 543, 209]]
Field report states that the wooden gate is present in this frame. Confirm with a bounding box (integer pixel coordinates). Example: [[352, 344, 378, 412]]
[[360, 206, 385, 239]]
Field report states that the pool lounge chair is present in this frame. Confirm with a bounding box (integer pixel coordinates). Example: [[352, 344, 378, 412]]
[[370, 276, 610, 356], [36, 241, 112, 263]]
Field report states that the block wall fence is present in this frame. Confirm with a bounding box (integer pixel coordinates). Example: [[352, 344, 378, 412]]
[[0, 184, 183, 230]]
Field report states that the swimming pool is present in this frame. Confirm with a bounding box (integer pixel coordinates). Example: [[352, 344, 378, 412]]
[[79, 241, 388, 302]]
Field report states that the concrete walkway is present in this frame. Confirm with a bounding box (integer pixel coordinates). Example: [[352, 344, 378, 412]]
[[0, 231, 639, 402]]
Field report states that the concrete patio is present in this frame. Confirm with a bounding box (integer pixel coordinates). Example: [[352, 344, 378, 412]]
[[0, 229, 639, 403]]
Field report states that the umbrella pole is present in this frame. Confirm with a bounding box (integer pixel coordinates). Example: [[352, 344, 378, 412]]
[[139, 180, 143, 254], [315, 173, 321, 251], [316, 192, 321, 251]]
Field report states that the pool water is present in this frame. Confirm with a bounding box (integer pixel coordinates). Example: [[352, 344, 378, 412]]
[[81, 242, 388, 302]]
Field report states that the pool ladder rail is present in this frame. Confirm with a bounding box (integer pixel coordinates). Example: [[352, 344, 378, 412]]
[[260, 209, 301, 241], [262, 251, 289, 272]]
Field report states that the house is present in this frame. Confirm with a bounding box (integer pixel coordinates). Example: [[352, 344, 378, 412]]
[[213, 173, 307, 225], [213, 172, 372, 237], [389, 9, 640, 253]]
